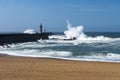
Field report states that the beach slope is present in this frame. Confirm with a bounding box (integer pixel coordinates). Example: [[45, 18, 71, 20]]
[[0, 56, 120, 80]]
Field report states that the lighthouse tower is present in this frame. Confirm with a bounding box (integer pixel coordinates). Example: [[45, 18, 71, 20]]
[[40, 24, 43, 33]]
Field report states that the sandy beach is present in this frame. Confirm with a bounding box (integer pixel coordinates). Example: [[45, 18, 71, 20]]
[[0, 55, 120, 80]]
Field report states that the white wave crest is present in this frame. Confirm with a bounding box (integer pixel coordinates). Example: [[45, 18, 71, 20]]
[[64, 20, 86, 39], [49, 35, 66, 40], [0, 49, 72, 58], [71, 53, 120, 62], [24, 29, 36, 34], [49, 20, 120, 44]]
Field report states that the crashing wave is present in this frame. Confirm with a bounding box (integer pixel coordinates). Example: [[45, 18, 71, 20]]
[[49, 20, 120, 43], [64, 20, 86, 40], [24, 29, 36, 34]]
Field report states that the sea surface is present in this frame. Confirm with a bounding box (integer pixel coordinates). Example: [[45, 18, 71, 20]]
[[0, 22, 120, 62]]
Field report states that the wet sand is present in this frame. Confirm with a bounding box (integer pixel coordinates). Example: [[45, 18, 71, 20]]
[[0, 55, 120, 80]]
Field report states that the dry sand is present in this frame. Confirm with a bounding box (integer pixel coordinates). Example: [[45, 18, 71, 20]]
[[0, 55, 120, 80]]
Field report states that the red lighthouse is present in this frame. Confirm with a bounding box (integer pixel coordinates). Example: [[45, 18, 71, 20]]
[[40, 24, 43, 33]]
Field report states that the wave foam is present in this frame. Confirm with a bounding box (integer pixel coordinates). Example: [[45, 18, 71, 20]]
[[49, 20, 120, 44], [0, 44, 120, 62], [64, 20, 86, 39], [24, 29, 36, 34], [0, 49, 72, 58]]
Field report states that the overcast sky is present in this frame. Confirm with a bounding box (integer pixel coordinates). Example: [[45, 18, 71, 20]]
[[0, 0, 120, 32]]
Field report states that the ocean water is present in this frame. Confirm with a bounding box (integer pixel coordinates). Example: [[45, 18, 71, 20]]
[[0, 21, 120, 62]]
